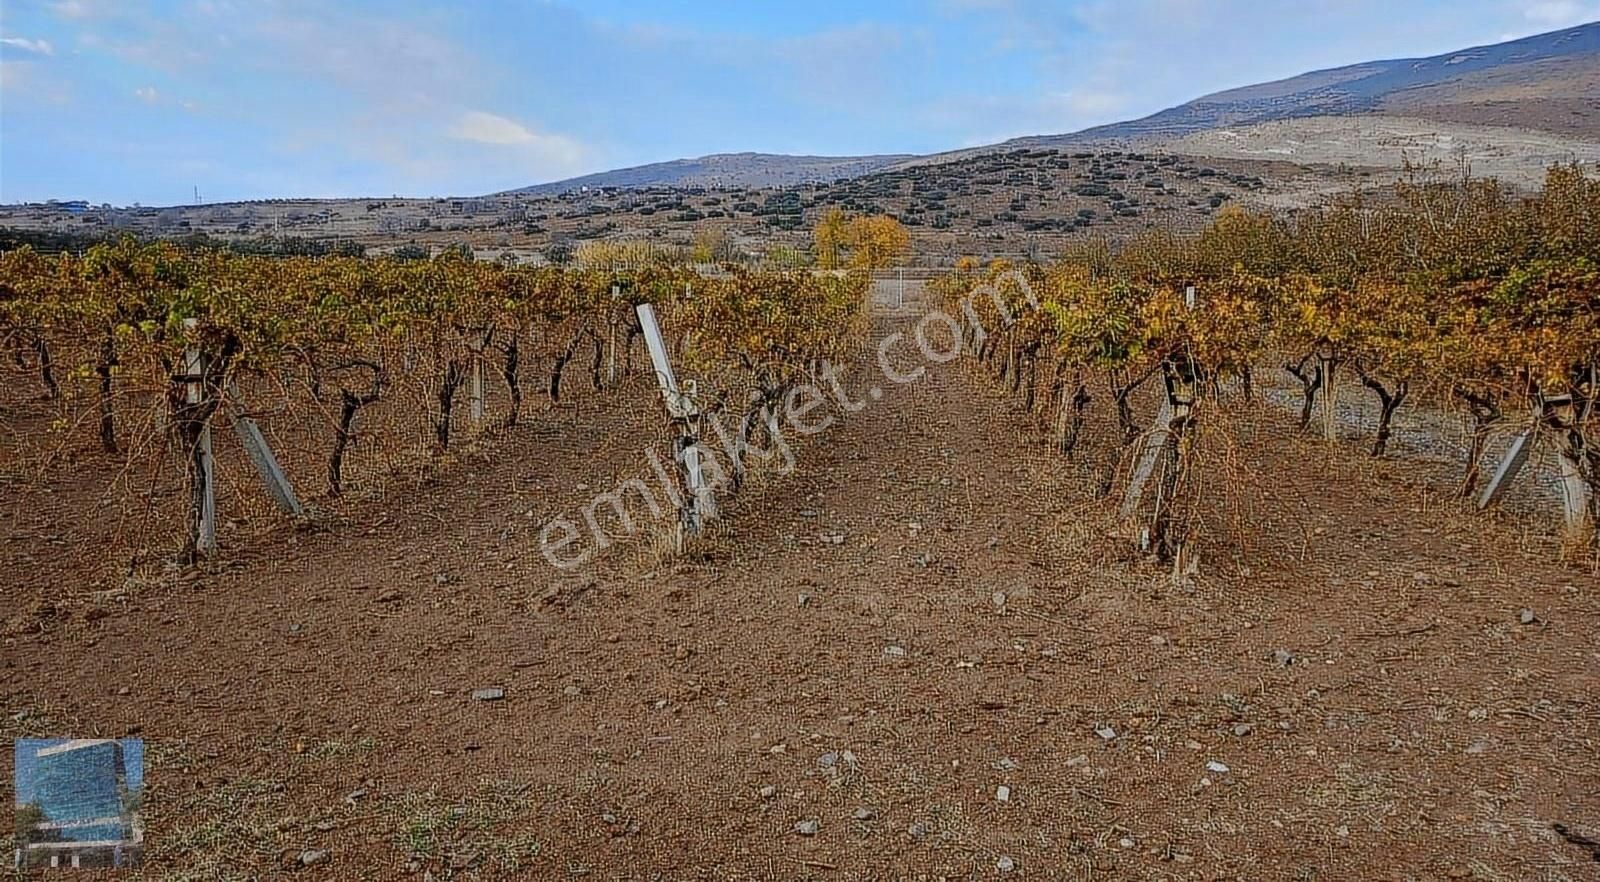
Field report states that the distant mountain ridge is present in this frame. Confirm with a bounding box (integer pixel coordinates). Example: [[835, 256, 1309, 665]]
[[1044, 20, 1600, 144], [501, 152, 913, 196], [507, 21, 1600, 195]]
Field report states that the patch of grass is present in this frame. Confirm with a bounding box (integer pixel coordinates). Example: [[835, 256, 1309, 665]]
[[1301, 761, 1397, 827], [148, 774, 289, 882], [484, 830, 544, 872], [296, 736, 377, 762], [0, 700, 66, 739], [384, 778, 540, 876]]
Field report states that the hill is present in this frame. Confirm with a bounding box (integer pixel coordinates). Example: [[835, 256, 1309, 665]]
[[1050, 20, 1600, 144], [501, 152, 913, 197], [511, 22, 1600, 195]]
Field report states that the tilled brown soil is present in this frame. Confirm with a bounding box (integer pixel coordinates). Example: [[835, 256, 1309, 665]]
[[4, 286, 1600, 881]]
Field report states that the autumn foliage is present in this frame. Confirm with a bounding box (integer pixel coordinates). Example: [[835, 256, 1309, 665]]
[[0, 242, 868, 543], [935, 164, 1600, 548]]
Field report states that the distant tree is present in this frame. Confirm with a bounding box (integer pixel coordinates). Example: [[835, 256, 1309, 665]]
[[812, 207, 850, 269], [846, 215, 910, 271], [692, 228, 738, 264], [545, 240, 574, 266], [14, 802, 58, 847]]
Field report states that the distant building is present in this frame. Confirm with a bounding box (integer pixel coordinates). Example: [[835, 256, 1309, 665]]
[[16, 739, 142, 869]]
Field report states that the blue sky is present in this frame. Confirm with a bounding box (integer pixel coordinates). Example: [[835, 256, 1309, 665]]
[[14, 739, 144, 805], [1, 0, 1596, 205]]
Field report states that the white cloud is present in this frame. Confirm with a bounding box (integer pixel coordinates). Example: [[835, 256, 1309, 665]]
[[35, 3, 567, 192], [50, 0, 107, 20], [1, 58, 73, 104], [606, 20, 913, 115], [450, 110, 541, 145], [938, 0, 1566, 142], [1520, 0, 1600, 26], [449, 110, 587, 170], [125, 85, 202, 111], [1, 37, 56, 55]]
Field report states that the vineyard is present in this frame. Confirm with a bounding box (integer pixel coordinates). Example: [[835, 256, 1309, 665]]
[[5, 172, 1600, 878], [0, 243, 868, 571], [12, 168, 1596, 577], [19, 2, 1600, 873], [935, 164, 1600, 561]]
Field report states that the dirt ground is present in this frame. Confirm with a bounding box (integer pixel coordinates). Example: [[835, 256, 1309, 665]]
[[4, 281, 1600, 881]]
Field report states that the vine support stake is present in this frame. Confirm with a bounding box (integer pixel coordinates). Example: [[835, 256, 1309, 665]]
[[1319, 356, 1338, 441], [1556, 451, 1593, 541], [1120, 396, 1176, 523], [1546, 395, 1595, 542], [636, 303, 716, 543], [226, 380, 304, 518], [469, 356, 485, 428], [607, 285, 621, 385], [182, 319, 217, 558], [1123, 291, 1200, 553], [1476, 426, 1534, 511]]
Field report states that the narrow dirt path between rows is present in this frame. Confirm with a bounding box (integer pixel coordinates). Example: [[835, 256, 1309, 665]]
[[5, 281, 1599, 879]]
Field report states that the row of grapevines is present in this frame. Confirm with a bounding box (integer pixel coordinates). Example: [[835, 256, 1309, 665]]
[[0, 237, 868, 559], [935, 164, 1600, 550]]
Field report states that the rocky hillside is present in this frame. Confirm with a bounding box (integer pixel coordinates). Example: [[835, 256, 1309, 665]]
[[511, 23, 1600, 195], [503, 152, 912, 197], [1047, 21, 1600, 144]]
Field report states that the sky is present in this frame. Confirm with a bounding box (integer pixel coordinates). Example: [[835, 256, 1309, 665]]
[[14, 739, 144, 805], [1, 0, 1597, 206]]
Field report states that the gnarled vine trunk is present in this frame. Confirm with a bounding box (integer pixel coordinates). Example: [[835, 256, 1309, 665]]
[[549, 318, 590, 403], [96, 331, 118, 453], [1355, 364, 1409, 457], [1456, 386, 1502, 498], [34, 334, 59, 400], [498, 332, 522, 427], [1285, 354, 1322, 431], [433, 360, 464, 451], [327, 359, 384, 496]]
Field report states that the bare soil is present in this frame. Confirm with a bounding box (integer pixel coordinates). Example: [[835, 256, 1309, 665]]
[[4, 283, 1600, 880]]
